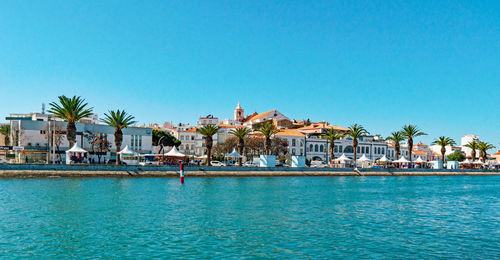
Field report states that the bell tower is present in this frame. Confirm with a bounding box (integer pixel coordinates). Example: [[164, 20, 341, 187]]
[[234, 102, 244, 122]]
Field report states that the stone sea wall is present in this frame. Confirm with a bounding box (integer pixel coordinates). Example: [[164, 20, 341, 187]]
[[0, 164, 498, 178]]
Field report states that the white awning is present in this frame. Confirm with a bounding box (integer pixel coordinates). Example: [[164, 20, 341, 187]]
[[415, 156, 424, 163], [118, 145, 136, 155], [165, 146, 186, 157], [66, 143, 87, 153], [472, 160, 483, 164], [225, 148, 241, 158], [336, 153, 351, 162], [394, 156, 410, 163], [358, 154, 370, 162], [461, 158, 471, 164], [377, 155, 390, 162]]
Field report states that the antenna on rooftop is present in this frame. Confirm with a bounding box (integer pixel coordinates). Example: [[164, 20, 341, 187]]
[[41, 103, 46, 114]]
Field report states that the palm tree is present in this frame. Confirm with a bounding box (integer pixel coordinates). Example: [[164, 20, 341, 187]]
[[229, 127, 252, 166], [478, 141, 495, 163], [257, 122, 277, 155], [432, 136, 456, 166], [102, 110, 137, 165], [196, 124, 220, 166], [401, 125, 426, 163], [464, 140, 479, 161], [49, 96, 93, 148], [321, 128, 344, 164], [386, 131, 405, 160], [0, 125, 10, 145], [346, 124, 369, 166]]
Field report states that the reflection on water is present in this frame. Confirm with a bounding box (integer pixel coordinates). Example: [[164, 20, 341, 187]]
[[0, 176, 498, 258]]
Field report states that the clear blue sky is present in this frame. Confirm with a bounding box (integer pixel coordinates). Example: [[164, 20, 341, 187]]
[[1, 0, 498, 147]]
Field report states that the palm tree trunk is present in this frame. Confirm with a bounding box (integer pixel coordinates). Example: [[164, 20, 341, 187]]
[[471, 150, 476, 161], [441, 146, 446, 167], [353, 139, 358, 167], [408, 137, 413, 164], [330, 142, 335, 164], [206, 137, 212, 166], [114, 129, 123, 165], [265, 137, 271, 155], [395, 143, 400, 160], [66, 122, 76, 148], [238, 138, 244, 167]]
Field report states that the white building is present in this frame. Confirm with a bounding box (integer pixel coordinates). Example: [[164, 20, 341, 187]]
[[6, 112, 152, 162], [461, 134, 479, 157]]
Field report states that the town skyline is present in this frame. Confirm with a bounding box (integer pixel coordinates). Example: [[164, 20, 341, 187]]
[[2, 99, 497, 150]]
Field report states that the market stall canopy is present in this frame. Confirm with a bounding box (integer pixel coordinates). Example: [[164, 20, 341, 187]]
[[394, 156, 410, 163], [225, 148, 241, 158], [118, 145, 136, 155], [377, 155, 390, 162], [472, 160, 483, 164], [415, 156, 424, 163], [358, 154, 370, 162], [66, 143, 87, 153], [165, 146, 186, 157], [336, 153, 351, 162]]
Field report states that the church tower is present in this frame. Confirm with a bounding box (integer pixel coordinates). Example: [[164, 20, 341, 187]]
[[234, 102, 244, 122]]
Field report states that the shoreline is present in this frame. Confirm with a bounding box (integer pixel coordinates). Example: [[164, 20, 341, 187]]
[[0, 166, 498, 178]]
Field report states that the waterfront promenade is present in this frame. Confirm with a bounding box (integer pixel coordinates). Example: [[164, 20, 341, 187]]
[[0, 164, 498, 178]]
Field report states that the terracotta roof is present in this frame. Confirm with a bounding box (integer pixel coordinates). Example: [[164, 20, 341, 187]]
[[492, 151, 500, 156], [246, 110, 274, 122], [275, 129, 305, 137], [327, 125, 349, 131], [218, 124, 238, 129], [182, 128, 197, 133], [298, 122, 348, 131], [412, 150, 427, 155], [415, 142, 427, 146], [433, 151, 443, 157]]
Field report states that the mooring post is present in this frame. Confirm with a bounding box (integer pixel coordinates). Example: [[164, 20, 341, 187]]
[[180, 162, 184, 184]]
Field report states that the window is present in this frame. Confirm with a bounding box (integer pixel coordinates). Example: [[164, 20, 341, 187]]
[[361, 147, 365, 153], [334, 146, 338, 153], [292, 148, 296, 155], [314, 144, 318, 152], [320, 145, 324, 152], [309, 144, 313, 152], [191, 136, 194, 140], [357, 147, 360, 153], [344, 146, 353, 153], [381, 148, 385, 154], [366, 147, 369, 153], [300, 141, 303, 147], [292, 139, 296, 147], [181, 136, 184, 140]]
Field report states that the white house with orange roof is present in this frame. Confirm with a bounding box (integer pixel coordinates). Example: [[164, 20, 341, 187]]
[[275, 129, 306, 156], [243, 109, 290, 128], [177, 127, 197, 155]]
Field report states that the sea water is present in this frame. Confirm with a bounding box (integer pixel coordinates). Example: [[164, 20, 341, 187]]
[[0, 176, 498, 258]]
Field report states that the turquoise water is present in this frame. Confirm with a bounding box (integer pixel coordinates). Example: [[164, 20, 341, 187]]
[[0, 176, 498, 259]]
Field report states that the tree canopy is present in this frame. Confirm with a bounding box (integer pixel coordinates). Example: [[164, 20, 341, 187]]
[[447, 151, 466, 162], [152, 129, 181, 147]]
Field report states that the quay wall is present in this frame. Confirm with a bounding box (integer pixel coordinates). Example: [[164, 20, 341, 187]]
[[0, 164, 498, 178]]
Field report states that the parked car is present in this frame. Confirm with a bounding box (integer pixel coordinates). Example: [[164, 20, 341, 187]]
[[210, 161, 227, 167], [243, 162, 258, 167], [310, 161, 329, 168], [139, 161, 155, 166]]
